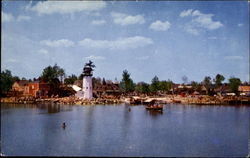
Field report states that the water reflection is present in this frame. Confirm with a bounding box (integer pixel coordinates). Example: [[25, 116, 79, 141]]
[[1, 103, 249, 157], [47, 104, 60, 113], [146, 110, 163, 116]]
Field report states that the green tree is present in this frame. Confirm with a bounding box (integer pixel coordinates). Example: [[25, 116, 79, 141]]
[[41, 64, 65, 84], [191, 81, 198, 89], [135, 82, 150, 94], [64, 74, 78, 85], [0, 70, 14, 95], [120, 70, 135, 93], [40, 64, 65, 95], [150, 76, 160, 93], [213, 74, 225, 87], [228, 77, 241, 95], [203, 76, 212, 87], [102, 78, 106, 85], [159, 80, 173, 92], [78, 74, 84, 80], [202, 76, 212, 95]]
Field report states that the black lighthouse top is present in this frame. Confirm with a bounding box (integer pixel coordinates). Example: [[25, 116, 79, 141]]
[[83, 60, 95, 76]]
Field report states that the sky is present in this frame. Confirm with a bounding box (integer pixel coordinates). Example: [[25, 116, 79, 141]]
[[1, 1, 249, 83]]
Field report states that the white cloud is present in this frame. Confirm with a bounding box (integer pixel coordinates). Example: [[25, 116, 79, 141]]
[[180, 9, 223, 35], [149, 20, 171, 31], [28, 1, 106, 15], [17, 15, 31, 22], [179, 9, 193, 17], [38, 49, 48, 54], [2, 12, 15, 22], [91, 19, 106, 25], [224, 56, 243, 60], [111, 12, 145, 26], [78, 36, 153, 50], [41, 39, 74, 47], [184, 24, 200, 35], [85, 55, 106, 60], [193, 13, 223, 30]]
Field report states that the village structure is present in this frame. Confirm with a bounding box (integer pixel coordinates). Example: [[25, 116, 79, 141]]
[[2, 60, 250, 105]]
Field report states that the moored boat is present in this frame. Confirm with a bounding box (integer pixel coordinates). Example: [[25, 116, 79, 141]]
[[145, 104, 163, 111]]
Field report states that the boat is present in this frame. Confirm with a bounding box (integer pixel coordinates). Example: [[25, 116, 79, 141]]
[[145, 104, 163, 111]]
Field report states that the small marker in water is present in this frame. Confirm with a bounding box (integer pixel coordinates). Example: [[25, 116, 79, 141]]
[[62, 122, 66, 129]]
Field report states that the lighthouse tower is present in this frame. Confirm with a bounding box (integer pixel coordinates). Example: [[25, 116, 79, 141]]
[[82, 60, 95, 100]]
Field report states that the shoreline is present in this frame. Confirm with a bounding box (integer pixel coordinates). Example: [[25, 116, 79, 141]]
[[1, 95, 249, 106]]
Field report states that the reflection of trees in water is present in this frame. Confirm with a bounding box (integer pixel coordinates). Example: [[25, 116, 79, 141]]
[[80, 106, 95, 151], [47, 104, 60, 113], [85, 106, 94, 136], [121, 105, 132, 138]]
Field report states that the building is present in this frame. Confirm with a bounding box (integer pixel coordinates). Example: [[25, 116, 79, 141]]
[[214, 84, 232, 96], [12, 80, 29, 92], [24, 81, 50, 97], [82, 60, 95, 100], [94, 83, 121, 97], [11, 80, 29, 97], [238, 85, 250, 96]]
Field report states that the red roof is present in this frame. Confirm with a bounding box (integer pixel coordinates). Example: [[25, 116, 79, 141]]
[[238, 86, 250, 92]]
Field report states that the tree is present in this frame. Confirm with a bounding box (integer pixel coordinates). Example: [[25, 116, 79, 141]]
[[40, 64, 65, 95], [213, 74, 225, 87], [120, 70, 135, 93], [203, 76, 211, 87], [191, 81, 199, 90], [150, 76, 160, 93], [228, 77, 241, 95], [64, 74, 78, 85], [202, 76, 212, 95], [12, 76, 20, 82], [58, 68, 65, 83], [159, 80, 173, 92], [0, 70, 14, 95], [102, 78, 106, 85], [40, 64, 65, 84], [78, 74, 84, 80], [135, 82, 150, 94]]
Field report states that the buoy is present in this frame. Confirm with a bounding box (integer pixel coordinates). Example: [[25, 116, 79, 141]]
[[62, 122, 66, 129]]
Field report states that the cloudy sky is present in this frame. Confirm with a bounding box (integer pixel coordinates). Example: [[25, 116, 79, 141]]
[[2, 1, 249, 83]]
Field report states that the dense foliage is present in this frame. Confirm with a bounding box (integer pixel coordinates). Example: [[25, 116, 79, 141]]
[[64, 74, 78, 85], [229, 77, 241, 95], [120, 70, 135, 93], [0, 70, 20, 96], [214, 74, 225, 87]]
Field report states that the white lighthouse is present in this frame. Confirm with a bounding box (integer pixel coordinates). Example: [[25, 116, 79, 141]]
[[83, 76, 92, 99], [82, 60, 95, 100]]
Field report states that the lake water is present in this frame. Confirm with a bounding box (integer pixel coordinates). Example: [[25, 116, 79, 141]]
[[1, 103, 249, 157]]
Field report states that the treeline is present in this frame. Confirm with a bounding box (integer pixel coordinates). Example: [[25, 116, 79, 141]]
[[119, 70, 247, 96], [0, 64, 248, 96]]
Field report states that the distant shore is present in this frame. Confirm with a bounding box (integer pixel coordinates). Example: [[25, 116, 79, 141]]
[[1, 95, 249, 106]]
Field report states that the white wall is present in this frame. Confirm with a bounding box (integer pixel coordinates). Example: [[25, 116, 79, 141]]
[[82, 76, 93, 99]]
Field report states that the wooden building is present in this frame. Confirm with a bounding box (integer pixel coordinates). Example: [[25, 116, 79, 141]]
[[24, 81, 50, 97]]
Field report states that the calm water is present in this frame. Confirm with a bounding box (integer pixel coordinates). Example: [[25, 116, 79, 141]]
[[1, 103, 249, 157]]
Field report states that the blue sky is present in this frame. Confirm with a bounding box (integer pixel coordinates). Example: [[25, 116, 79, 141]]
[[2, 1, 249, 83]]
